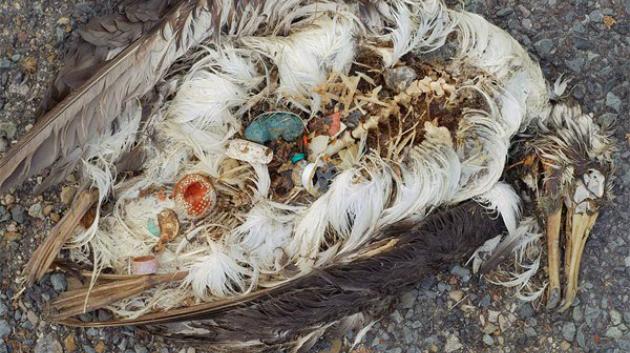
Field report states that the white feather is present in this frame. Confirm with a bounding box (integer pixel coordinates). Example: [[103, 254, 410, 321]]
[[474, 182, 521, 235]]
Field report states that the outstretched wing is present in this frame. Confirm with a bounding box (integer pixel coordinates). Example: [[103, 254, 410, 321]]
[[0, 0, 245, 192], [52, 202, 506, 352]]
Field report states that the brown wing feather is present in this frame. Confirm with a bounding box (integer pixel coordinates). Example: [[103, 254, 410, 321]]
[[55, 202, 506, 351], [0, 0, 226, 192], [41, 0, 176, 111]]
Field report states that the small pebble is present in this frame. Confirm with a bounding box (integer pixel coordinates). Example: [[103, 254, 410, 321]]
[[562, 322, 576, 341], [483, 334, 494, 346], [444, 334, 462, 353], [28, 203, 43, 219], [34, 334, 62, 353], [60, 186, 77, 205], [10, 205, 25, 223], [50, 273, 67, 292]]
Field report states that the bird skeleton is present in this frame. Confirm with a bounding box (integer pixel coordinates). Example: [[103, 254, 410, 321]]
[[2, 0, 613, 351]]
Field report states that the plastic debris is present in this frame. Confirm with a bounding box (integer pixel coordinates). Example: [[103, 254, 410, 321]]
[[291, 160, 308, 187], [147, 218, 160, 237], [384, 66, 417, 91], [309, 111, 342, 136], [173, 174, 216, 219], [291, 153, 305, 164], [302, 162, 319, 196], [308, 135, 330, 160], [345, 110, 362, 129], [245, 111, 304, 144], [226, 139, 273, 164], [154, 208, 180, 252], [314, 163, 338, 193], [132, 255, 158, 275]]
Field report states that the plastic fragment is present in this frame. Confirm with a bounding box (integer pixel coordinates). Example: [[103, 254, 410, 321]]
[[226, 139, 273, 164], [154, 208, 180, 252], [245, 111, 304, 143], [384, 66, 417, 91], [147, 218, 160, 237], [132, 255, 158, 275], [173, 174, 216, 219], [291, 153, 306, 164]]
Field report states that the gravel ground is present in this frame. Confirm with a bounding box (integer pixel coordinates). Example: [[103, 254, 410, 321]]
[[0, 0, 628, 352]]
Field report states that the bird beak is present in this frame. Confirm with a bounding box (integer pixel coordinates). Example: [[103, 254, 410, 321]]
[[559, 207, 598, 312], [544, 169, 605, 311], [544, 206, 562, 309], [545, 203, 599, 311]]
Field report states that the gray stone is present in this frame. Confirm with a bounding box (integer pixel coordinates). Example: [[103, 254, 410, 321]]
[[400, 291, 417, 309], [605, 326, 623, 339], [618, 339, 630, 351], [573, 37, 592, 50], [450, 265, 471, 282], [623, 311, 630, 325], [573, 306, 583, 322], [519, 304, 534, 319], [599, 113, 617, 127], [444, 334, 462, 352], [606, 92, 622, 112], [525, 327, 537, 337], [572, 22, 587, 34], [534, 39, 554, 56], [566, 57, 585, 73], [389, 310, 403, 324], [562, 322, 576, 341], [0, 58, 12, 70], [589, 10, 604, 22], [28, 203, 42, 219], [34, 334, 62, 353], [135, 346, 149, 353], [50, 273, 67, 292], [0, 302, 7, 316], [0, 122, 17, 140], [0, 206, 10, 222], [496, 8, 513, 17], [437, 282, 451, 293], [585, 306, 601, 327], [483, 334, 494, 346], [611, 310, 622, 326], [402, 326, 415, 344], [11, 205, 25, 224], [83, 347, 96, 353], [576, 325, 587, 349], [86, 327, 99, 337], [386, 348, 402, 353], [0, 339, 7, 353], [0, 321, 9, 338]]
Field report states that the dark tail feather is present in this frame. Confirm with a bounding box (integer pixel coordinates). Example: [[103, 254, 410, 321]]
[[56, 201, 506, 351]]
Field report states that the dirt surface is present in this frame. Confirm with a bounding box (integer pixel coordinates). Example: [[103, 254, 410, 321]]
[[0, 1, 628, 352]]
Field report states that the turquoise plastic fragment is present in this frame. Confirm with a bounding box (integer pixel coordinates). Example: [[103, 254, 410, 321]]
[[147, 218, 160, 237], [245, 112, 304, 144], [291, 153, 306, 164]]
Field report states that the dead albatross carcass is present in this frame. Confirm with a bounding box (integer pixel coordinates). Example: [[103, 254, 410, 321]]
[[0, 0, 613, 351]]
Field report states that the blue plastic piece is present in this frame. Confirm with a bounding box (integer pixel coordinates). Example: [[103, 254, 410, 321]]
[[147, 218, 160, 237], [245, 112, 304, 144], [291, 153, 306, 164]]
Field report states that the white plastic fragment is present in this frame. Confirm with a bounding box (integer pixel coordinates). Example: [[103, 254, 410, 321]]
[[226, 139, 273, 164]]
